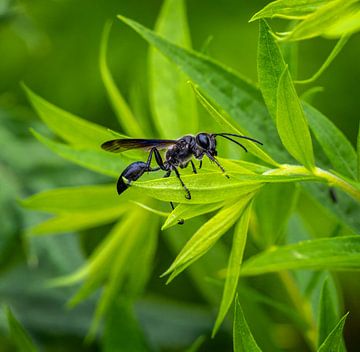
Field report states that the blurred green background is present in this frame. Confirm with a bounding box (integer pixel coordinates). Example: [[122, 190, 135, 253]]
[[0, 0, 359, 351]]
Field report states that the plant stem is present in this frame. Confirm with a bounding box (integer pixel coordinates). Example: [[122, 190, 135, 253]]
[[264, 164, 360, 202]]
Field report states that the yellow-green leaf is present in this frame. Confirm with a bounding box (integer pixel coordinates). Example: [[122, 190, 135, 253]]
[[212, 201, 252, 336], [276, 66, 315, 170]]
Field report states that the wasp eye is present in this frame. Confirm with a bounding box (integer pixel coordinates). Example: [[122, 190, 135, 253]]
[[196, 133, 210, 149]]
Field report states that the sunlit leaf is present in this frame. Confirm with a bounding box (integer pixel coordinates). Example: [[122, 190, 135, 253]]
[[276, 66, 315, 170], [277, 0, 359, 41], [117, 15, 283, 166], [131, 172, 315, 204], [149, 0, 198, 138], [6, 307, 38, 352], [31, 129, 131, 177], [23, 84, 117, 148], [250, 0, 330, 22], [318, 313, 349, 352], [212, 201, 252, 336], [304, 103, 357, 180], [241, 236, 360, 276], [163, 194, 254, 282], [100, 21, 145, 137], [233, 295, 262, 352], [162, 202, 224, 230]]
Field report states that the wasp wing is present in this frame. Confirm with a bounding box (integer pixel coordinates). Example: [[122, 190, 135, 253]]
[[101, 138, 177, 153]]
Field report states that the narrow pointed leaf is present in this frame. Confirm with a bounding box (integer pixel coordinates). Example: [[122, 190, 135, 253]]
[[149, 0, 197, 138], [131, 172, 314, 204], [69, 212, 141, 305], [213, 202, 252, 336], [258, 20, 287, 120], [23, 84, 116, 148], [100, 22, 144, 137], [295, 35, 349, 84], [163, 194, 254, 281], [117, 15, 284, 166], [250, 0, 330, 22], [304, 103, 357, 180], [318, 313, 349, 352], [89, 209, 153, 335], [241, 236, 360, 276], [6, 307, 38, 352], [21, 184, 122, 213], [162, 202, 224, 230], [31, 130, 131, 177], [278, 0, 359, 41], [233, 296, 262, 352], [317, 278, 341, 347], [190, 84, 273, 165], [28, 207, 126, 236], [276, 66, 315, 170]]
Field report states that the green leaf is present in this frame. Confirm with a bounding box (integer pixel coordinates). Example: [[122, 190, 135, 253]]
[[317, 278, 341, 347], [295, 35, 349, 84], [89, 209, 154, 335], [241, 236, 360, 276], [250, 0, 330, 22], [161, 202, 224, 230], [276, 66, 315, 170], [163, 194, 254, 282], [277, 0, 359, 41], [28, 208, 126, 236], [102, 298, 149, 352], [31, 129, 131, 177], [100, 21, 145, 137], [212, 201, 252, 336], [149, 0, 198, 138], [190, 84, 273, 165], [304, 103, 357, 180], [257, 19, 287, 120], [117, 15, 284, 166], [21, 184, 121, 213], [233, 295, 262, 352], [23, 84, 117, 148], [6, 307, 38, 352], [131, 172, 315, 204], [318, 313, 349, 352]]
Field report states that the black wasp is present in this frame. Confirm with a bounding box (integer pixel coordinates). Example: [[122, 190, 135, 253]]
[[101, 132, 262, 201]]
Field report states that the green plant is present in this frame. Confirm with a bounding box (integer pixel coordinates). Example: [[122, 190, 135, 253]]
[[21, 0, 360, 350]]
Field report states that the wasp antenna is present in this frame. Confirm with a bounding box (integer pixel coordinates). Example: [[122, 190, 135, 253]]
[[215, 133, 263, 145], [216, 134, 248, 152]]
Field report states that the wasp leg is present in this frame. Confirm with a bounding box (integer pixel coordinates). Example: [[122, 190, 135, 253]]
[[173, 167, 191, 200], [190, 160, 197, 174], [206, 153, 229, 179], [169, 201, 184, 225], [199, 160, 202, 170]]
